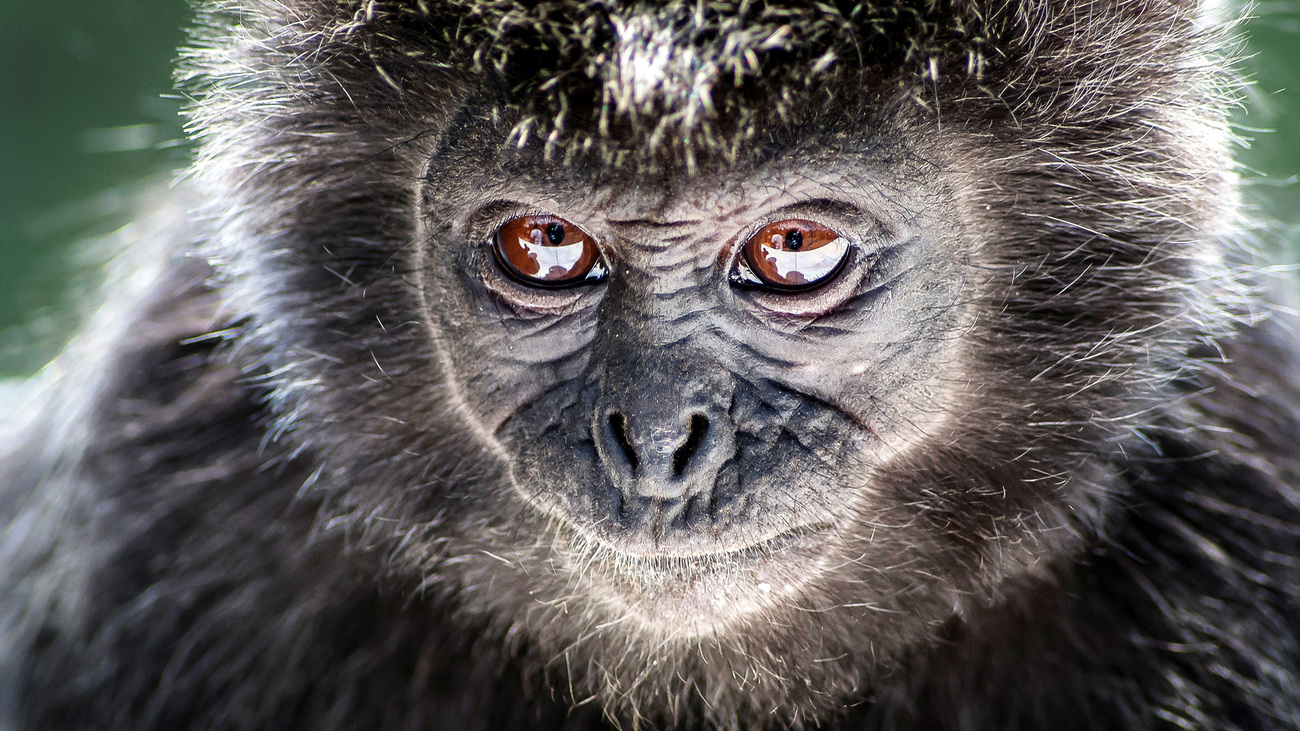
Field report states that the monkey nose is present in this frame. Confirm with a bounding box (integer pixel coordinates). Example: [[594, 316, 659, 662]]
[[595, 406, 727, 500]]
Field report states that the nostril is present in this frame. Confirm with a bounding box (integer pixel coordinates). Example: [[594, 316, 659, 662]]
[[608, 411, 639, 473], [671, 414, 710, 478]]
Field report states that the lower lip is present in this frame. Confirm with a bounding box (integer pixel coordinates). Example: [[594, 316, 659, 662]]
[[578, 521, 832, 561], [565, 526, 833, 636]]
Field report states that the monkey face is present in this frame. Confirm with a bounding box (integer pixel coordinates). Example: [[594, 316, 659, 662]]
[[411, 113, 996, 637], [196, 79, 1222, 721], [168, 0, 1243, 722]]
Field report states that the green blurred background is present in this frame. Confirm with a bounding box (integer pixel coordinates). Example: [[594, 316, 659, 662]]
[[0, 0, 190, 376], [0, 1, 1297, 377]]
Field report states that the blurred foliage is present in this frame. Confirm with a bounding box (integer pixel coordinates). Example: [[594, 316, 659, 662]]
[[0, 1, 1297, 376]]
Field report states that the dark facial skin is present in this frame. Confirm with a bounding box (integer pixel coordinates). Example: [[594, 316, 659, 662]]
[[415, 114, 980, 636]]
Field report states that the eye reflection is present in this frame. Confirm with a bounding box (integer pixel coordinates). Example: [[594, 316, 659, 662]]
[[741, 220, 849, 290], [492, 214, 603, 286]]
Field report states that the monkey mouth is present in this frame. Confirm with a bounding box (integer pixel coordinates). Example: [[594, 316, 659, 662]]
[[559, 522, 836, 635], [580, 521, 832, 561]]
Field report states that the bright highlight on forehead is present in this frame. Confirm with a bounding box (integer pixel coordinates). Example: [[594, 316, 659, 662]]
[[607, 11, 716, 121]]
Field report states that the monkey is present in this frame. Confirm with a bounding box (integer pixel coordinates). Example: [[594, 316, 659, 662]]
[[3, 0, 1300, 729]]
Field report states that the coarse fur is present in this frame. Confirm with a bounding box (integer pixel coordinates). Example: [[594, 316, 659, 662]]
[[4, 1, 1300, 729]]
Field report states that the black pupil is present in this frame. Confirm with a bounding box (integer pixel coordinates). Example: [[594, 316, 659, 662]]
[[784, 230, 803, 251], [545, 223, 566, 245]]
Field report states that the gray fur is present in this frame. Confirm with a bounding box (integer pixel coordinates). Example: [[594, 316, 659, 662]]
[[3, 1, 1300, 730]]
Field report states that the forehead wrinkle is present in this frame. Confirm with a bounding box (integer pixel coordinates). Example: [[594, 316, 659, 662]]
[[605, 217, 704, 229], [484, 149, 903, 243], [594, 173, 849, 262], [611, 224, 716, 265], [677, 162, 877, 217]]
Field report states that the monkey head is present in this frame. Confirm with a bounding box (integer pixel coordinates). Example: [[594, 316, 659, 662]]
[[186, 0, 1243, 723]]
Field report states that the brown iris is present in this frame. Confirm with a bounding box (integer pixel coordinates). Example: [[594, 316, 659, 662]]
[[492, 214, 601, 286], [742, 219, 849, 290]]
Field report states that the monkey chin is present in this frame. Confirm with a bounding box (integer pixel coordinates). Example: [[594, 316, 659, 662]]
[[558, 523, 834, 640]]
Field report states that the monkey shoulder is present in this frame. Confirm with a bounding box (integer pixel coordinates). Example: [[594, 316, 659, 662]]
[[0, 223, 603, 731]]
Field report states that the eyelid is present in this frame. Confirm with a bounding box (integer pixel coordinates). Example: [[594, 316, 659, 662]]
[[784, 198, 866, 220], [471, 203, 551, 243], [730, 199, 871, 254]]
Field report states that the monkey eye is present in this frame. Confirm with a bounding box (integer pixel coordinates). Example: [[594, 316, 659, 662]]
[[735, 219, 849, 291], [491, 214, 605, 287]]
